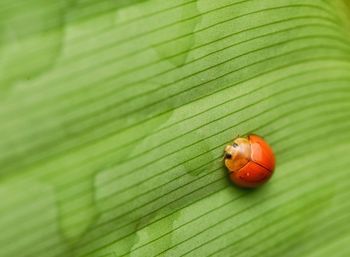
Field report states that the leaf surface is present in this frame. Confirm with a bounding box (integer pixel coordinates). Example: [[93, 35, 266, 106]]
[[1, 0, 350, 257]]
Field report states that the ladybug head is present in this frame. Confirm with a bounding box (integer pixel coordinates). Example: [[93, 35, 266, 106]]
[[224, 137, 251, 172]]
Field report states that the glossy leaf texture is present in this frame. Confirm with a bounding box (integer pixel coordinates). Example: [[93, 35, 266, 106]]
[[1, 0, 350, 257]]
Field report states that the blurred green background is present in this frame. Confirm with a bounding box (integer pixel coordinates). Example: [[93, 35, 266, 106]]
[[1, 0, 350, 256]]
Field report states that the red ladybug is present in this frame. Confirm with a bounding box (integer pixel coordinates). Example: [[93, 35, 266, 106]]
[[224, 134, 275, 188]]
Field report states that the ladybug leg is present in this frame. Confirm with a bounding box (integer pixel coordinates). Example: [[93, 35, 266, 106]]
[[220, 151, 228, 162], [234, 133, 248, 139], [220, 155, 226, 162]]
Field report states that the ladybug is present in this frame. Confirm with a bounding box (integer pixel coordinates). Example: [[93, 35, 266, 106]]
[[224, 134, 275, 188]]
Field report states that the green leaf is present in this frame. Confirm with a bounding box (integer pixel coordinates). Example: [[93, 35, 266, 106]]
[[1, 0, 350, 256]]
